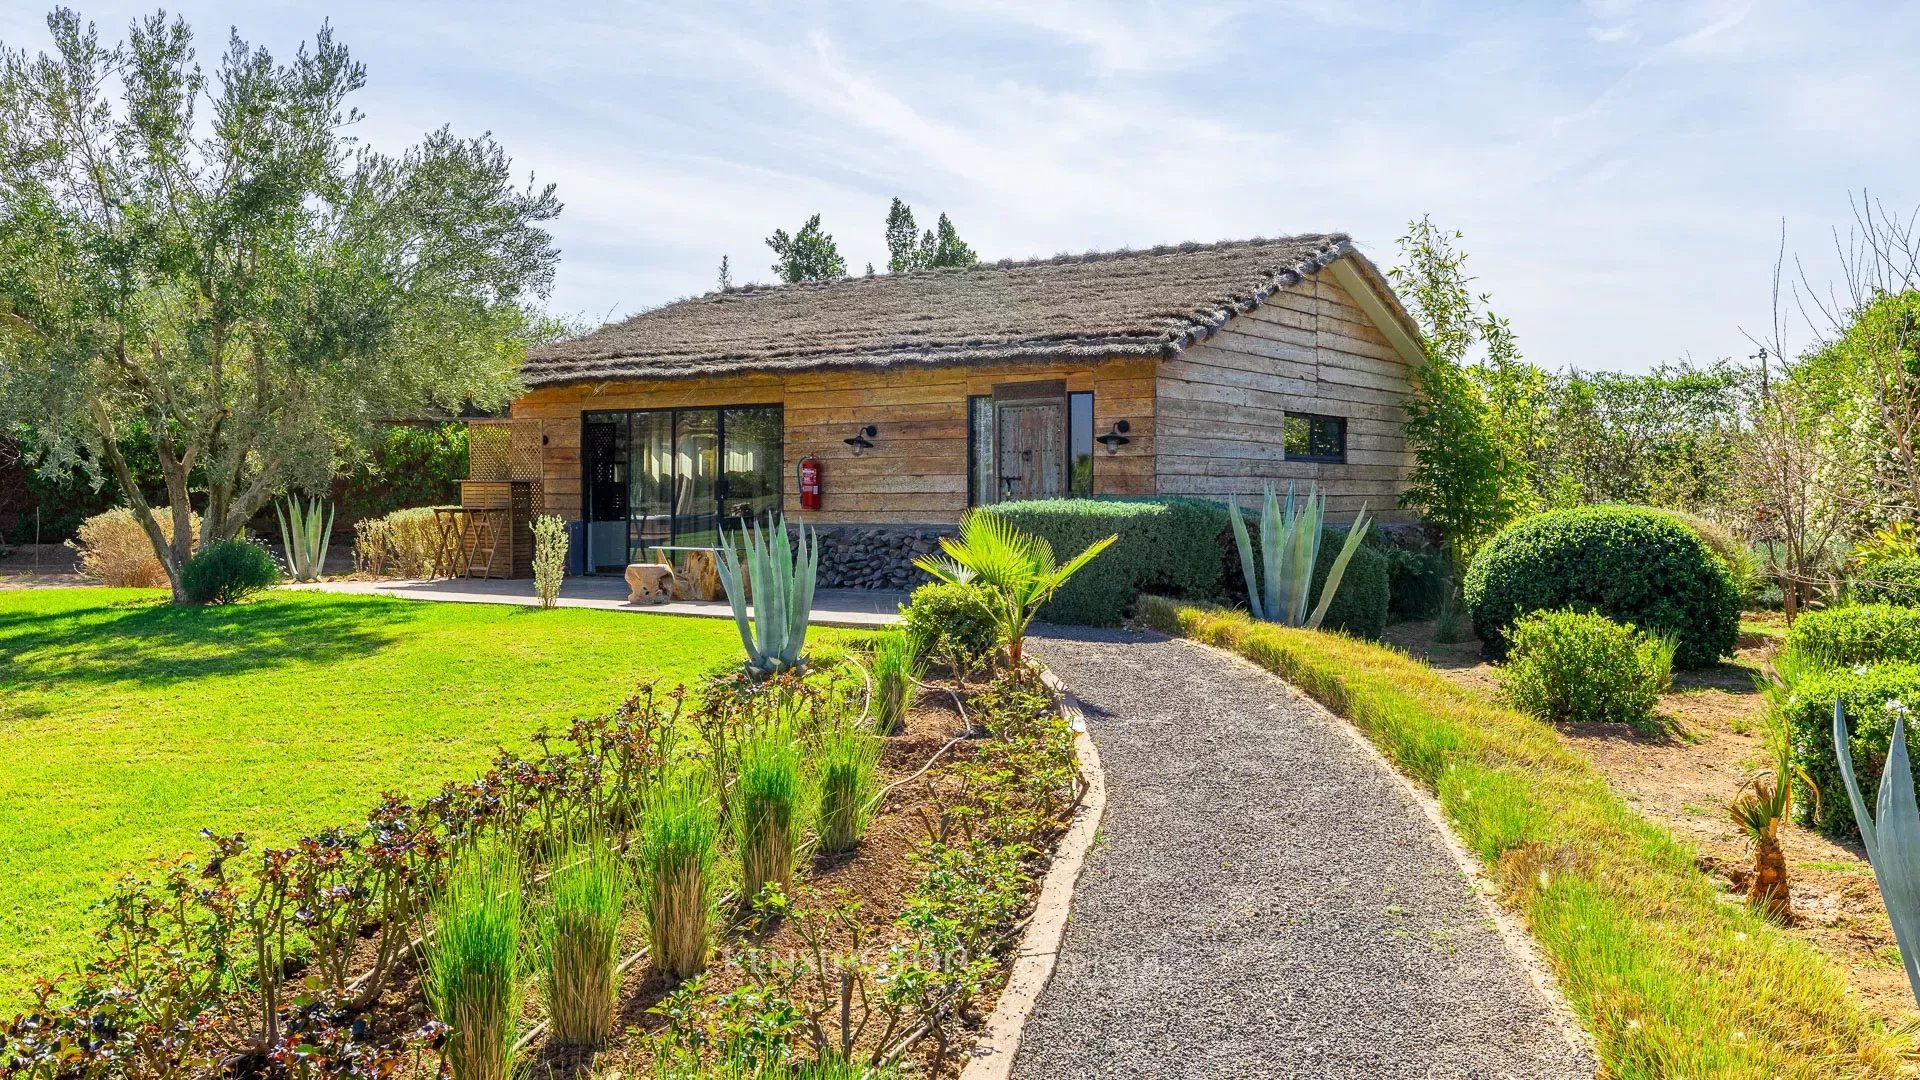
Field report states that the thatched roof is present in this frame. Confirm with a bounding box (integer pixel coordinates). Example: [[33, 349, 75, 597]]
[[524, 233, 1410, 387]]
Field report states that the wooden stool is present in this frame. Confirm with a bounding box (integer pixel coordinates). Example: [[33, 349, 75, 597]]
[[624, 563, 676, 605]]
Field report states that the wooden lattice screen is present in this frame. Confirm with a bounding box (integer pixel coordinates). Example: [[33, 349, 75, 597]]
[[465, 418, 544, 507]]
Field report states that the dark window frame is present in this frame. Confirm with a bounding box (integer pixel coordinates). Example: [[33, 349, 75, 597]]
[[1283, 412, 1348, 464], [580, 403, 784, 567]]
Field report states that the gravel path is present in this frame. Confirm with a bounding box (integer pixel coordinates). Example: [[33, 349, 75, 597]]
[[1014, 629, 1595, 1080]]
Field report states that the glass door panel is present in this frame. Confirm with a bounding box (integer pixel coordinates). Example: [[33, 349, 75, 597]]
[[721, 406, 783, 535], [628, 410, 674, 562], [672, 409, 720, 546], [583, 414, 629, 572]]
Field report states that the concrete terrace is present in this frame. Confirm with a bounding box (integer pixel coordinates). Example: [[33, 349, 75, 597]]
[[295, 576, 906, 628]]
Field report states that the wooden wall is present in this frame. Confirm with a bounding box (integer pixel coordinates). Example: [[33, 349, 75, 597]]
[[509, 359, 1157, 525], [1155, 274, 1416, 520]]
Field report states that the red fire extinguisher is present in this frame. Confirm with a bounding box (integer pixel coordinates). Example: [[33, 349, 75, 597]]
[[798, 455, 822, 510]]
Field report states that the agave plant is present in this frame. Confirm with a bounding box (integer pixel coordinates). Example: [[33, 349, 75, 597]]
[[717, 516, 819, 678], [1229, 483, 1371, 628], [1834, 698, 1920, 1004], [274, 494, 334, 582], [914, 510, 1116, 671]]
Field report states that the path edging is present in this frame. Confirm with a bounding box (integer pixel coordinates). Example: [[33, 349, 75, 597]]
[[956, 664, 1108, 1080], [1180, 636, 1598, 1067]]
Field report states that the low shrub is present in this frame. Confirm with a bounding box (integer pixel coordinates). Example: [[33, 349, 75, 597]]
[[70, 505, 199, 587], [1498, 610, 1674, 734], [1855, 555, 1920, 608], [1464, 505, 1740, 668], [532, 513, 568, 608], [900, 581, 999, 672], [986, 497, 1227, 625], [1781, 662, 1920, 841], [1783, 604, 1920, 670], [180, 537, 281, 605]]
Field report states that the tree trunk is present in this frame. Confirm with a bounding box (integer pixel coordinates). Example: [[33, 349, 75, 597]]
[[1750, 832, 1792, 921]]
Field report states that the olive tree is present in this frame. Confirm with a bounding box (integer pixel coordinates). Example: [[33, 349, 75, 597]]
[[0, 9, 561, 601]]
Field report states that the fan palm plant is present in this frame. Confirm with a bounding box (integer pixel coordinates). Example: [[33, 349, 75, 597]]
[[1229, 483, 1371, 628], [1727, 722, 1816, 919], [913, 511, 1116, 671]]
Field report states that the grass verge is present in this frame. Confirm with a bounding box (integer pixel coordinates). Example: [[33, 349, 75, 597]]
[[0, 587, 842, 998], [1140, 596, 1907, 1079]]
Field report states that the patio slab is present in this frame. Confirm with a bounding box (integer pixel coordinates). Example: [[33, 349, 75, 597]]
[[292, 575, 905, 628]]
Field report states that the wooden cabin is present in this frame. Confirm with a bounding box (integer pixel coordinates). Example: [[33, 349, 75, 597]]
[[510, 233, 1426, 587]]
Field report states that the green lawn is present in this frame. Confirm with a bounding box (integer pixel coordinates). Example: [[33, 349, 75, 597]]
[[0, 587, 786, 998]]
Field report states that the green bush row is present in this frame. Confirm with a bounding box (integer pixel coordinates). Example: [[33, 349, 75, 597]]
[[1781, 661, 1920, 841], [1855, 555, 1920, 608], [983, 496, 1402, 636], [1783, 603, 1920, 670]]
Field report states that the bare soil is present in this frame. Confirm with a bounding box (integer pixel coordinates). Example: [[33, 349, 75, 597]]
[[1383, 616, 1920, 1026]]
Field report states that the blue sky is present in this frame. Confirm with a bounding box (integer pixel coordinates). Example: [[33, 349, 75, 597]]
[[5, 1, 1916, 373]]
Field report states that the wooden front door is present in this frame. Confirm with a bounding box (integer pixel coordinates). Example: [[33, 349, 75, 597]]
[[995, 399, 1065, 501]]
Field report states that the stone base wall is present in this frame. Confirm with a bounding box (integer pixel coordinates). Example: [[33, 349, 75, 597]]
[[811, 524, 951, 591]]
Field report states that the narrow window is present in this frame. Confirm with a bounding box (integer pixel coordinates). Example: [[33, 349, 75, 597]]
[[1283, 413, 1347, 463], [1068, 391, 1094, 497], [967, 395, 994, 505]]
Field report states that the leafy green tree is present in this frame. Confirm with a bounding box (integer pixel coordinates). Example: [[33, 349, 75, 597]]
[[883, 197, 977, 272], [1389, 217, 1529, 567], [765, 213, 846, 283], [921, 212, 977, 269], [0, 10, 561, 601], [884, 197, 919, 273]]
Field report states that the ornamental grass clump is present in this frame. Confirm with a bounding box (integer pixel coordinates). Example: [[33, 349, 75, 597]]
[[735, 730, 803, 903], [640, 777, 717, 981], [424, 849, 523, 1080], [870, 630, 922, 734], [71, 505, 199, 587], [538, 835, 625, 1046], [1498, 609, 1674, 735], [815, 726, 881, 854]]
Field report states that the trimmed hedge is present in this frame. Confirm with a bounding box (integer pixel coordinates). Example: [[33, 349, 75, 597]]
[[1783, 604, 1920, 670], [899, 582, 1000, 671], [1782, 662, 1920, 841], [1308, 530, 1390, 640], [987, 497, 1390, 635], [1855, 555, 1920, 608], [1463, 506, 1740, 669], [985, 497, 1228, 625]]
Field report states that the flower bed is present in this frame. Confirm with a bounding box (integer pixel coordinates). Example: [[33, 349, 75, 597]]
[[0, 658, 1086, 1079]]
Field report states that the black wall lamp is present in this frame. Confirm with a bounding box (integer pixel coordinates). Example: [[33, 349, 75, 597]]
[[1096, 419, 1131, 454], [844, 424, 877, 456]]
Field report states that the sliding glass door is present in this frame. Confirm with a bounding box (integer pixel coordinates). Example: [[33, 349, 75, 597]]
[[581, 405, 784, 570]]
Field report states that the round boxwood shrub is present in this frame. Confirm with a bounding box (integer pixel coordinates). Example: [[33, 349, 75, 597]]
[[1855, 555, 1920, 608], [899, 581, 999, 671], [1463, 506, 1740, 669], [1783, 604, 1920, 670], [1782, 661, 1920, 841], [181, 537, 281, 605], [1498, 609, 1674, 734]]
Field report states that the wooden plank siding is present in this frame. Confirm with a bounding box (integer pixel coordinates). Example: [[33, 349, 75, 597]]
[[1154, 274, 1417, 520], [509, 359, 1157, 525], [510, 265, 1416, 526]]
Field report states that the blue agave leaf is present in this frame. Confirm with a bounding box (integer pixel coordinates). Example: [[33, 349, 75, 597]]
[[1875, 711, 1920, 1003]]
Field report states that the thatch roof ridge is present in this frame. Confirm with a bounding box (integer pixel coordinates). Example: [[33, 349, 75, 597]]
[[525, 232, 1391, 387]]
